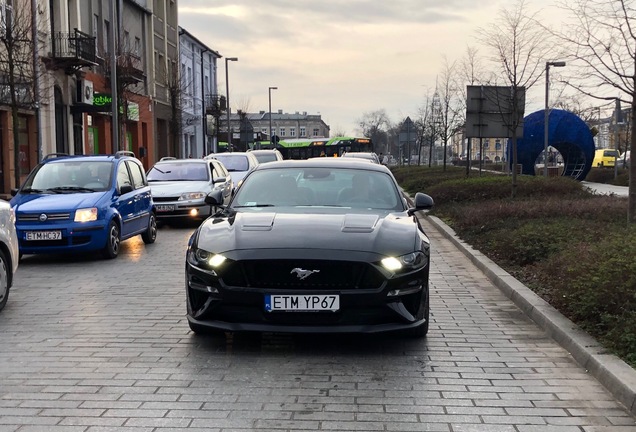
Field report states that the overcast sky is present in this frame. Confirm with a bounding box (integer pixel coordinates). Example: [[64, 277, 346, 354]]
[[178, 0, 559, 136]]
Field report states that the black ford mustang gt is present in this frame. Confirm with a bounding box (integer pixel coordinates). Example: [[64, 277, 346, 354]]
[[185, 158, 434, 337]]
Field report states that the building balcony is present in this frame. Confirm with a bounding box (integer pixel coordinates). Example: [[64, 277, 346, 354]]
[[43, 29, 98, 74], [115, 53, 145, 84], [205, 94, 226, 117]]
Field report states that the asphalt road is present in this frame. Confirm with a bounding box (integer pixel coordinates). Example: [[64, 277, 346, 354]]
[[1, 219, 636, 431]]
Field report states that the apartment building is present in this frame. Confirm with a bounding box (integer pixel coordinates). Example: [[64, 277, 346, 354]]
[[178, 26, 221, 159]]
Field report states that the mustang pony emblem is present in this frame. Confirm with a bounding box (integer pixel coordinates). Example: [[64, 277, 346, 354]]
[[290, 268, 320, 280]]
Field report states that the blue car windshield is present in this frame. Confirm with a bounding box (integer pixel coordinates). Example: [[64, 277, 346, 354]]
[[23, 161, 113, 192]]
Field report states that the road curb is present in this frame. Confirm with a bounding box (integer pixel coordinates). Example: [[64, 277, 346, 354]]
[[423, 213, 636, 415]]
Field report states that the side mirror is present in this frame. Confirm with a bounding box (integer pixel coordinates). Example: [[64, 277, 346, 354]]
[[120, 184, 134, 195], [10, 189, 18, 197], [205, 190, 224, 206], [407, 192, 434, 216], [213, 176, 227, 184]]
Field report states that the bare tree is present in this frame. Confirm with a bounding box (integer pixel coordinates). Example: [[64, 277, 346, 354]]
[[164, 61, 184, 157], [0, 0, 37, 187], [477, 0, 553, 197], [553, 0, 636, 222], [436, 58, 464, 170], [358, 109, 390, 154]]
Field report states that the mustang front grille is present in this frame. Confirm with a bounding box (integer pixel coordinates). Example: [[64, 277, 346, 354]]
[[220, 259, 384, 290]]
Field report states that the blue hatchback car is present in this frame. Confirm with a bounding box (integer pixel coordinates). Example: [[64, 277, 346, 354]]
[[10, 152, 157, 259]]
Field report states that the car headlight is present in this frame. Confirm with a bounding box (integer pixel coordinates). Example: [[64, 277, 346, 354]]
[[74, 207, 98, 222], [187, 246, 228, 275], [179, 192, 207, 201], [381, 251, 427, 272]]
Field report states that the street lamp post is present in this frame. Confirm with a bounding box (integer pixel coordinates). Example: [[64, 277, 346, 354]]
[[225, 57, 238, 152], [268, 86, 277, 147], [544, 61, 566, 177]]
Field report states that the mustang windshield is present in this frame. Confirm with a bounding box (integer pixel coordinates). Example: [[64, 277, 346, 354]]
[[233, 167, 402, 210]]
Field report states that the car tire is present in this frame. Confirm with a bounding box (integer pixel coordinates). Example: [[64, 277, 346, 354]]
[[102, 220, 121, 259], [141, 213, 157, 244], [0, 249, 10, 312], [403, 294, 430, 338]]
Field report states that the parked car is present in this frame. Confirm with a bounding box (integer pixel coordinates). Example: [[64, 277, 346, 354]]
[[185, 158, 435, 337], [593, 149, 620, 167], [0, 200, 19, 312], [204, 152, 260, 189], [247, 149, 284, 164], [9, 152, 156, 259], [341, 151, 381, 164], [146, 158, 233, 222]]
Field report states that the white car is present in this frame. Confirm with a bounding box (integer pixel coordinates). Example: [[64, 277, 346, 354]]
[[0, 200, 19, 312], [341, 152, 381, 164], [205, 152, 260, 188], [147, 158, 233, 222]]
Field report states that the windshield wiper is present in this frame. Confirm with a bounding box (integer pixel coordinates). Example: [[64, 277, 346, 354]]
[[47, 186, 97, 193], [21, 188, 49, 194]]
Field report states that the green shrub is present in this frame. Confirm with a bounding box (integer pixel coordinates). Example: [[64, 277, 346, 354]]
[[405, 165, 636, 366]]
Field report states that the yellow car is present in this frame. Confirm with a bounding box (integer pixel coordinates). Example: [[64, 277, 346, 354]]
[[593, 149, 620, 167]]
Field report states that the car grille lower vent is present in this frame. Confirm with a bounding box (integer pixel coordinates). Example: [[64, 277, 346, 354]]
[[153, 196, 179, 202], [221, 259, 384, 290]]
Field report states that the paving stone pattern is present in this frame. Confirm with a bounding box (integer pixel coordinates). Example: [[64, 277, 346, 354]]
[[0, 220, 634, 431]]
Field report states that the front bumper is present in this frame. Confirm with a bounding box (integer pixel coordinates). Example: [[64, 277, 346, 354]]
[[155, 200, 213, 219], [185, 258, 429, 334], [16, 220, 108, 254]]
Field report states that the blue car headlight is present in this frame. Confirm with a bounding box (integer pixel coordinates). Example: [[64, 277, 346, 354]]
[[74, 207, 98, 222]]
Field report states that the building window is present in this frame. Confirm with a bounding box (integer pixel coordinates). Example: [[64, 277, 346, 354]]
[[279, 128, 285, 137], [312, 128, 319, 137], [261, 127, 267, 134], [123, 31, 130, 51], [0, 0, 13, 35], [495, 139, 502, 150], [290, 127, 296, 137], [271, 127, 276, 136], [134, 37, 141, 56], [187, 67, 192, 95], [484, 139, 490, 149], [300, 127, 306, 137], [92, 14, 99, 52], [103, 20, 110, 53]]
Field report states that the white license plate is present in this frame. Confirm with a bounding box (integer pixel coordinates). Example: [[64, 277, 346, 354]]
[[265, 294, 340, 312], [25, 230, 62, 241], [156, 204, 175, 212]]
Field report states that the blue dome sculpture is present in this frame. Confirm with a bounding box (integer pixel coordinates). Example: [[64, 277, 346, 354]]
[[508, 109, 594, 180]]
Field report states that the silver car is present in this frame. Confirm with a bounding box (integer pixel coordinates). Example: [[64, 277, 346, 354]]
[[147, 158, 233, 221], [0, 200, 19, 312], [205, 152, 260, 188]]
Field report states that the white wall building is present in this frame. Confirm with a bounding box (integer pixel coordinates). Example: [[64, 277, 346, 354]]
[[178, 27, 220, 158]]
